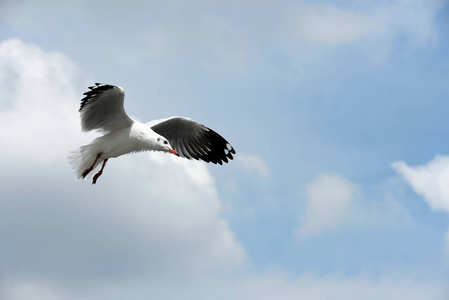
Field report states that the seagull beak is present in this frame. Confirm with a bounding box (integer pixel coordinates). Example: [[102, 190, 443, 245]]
[[169, 148, 180, 156]]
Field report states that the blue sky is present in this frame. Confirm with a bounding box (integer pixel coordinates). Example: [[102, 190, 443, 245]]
[[1, 1, 449, 299]]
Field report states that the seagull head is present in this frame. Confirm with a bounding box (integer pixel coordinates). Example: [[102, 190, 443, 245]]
[[156, 136, 179, 157]]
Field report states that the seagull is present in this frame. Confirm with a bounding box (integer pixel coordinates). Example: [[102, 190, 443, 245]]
[[68, 83, 236, 184]]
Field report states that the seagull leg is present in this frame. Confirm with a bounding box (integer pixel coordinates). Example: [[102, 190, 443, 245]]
[[92, 159, 108, 185], [82, 153, 102, 179]]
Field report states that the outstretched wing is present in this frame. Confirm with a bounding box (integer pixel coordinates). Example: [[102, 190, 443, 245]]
[[149, 117, 236, 165], [79, 83, 133, 132]]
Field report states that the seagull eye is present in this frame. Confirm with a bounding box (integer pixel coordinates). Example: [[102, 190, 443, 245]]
[[164, 140, 168, 145]]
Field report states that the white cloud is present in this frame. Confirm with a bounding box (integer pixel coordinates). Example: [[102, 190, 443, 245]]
[[236, 153, 270, 180], [0, 38, 84, 163], [393, 155, 449, 213], [295, 173, 411, 239], [393, 155, 449, 256], [295, 174, 356, 239], [0, 38, 245, 290]]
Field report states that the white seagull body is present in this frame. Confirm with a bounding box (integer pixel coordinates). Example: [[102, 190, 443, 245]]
[[69, 83, 235, 184]]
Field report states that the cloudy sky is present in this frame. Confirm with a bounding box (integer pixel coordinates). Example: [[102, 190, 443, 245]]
[[1, 0, 449, 299]]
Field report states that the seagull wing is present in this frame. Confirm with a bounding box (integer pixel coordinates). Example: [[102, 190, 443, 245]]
[[79, 83, 133, 132], [149, 117, 236, 164]]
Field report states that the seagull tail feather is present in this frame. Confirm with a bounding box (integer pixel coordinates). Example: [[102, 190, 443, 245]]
[[68, 144, 101, 180]]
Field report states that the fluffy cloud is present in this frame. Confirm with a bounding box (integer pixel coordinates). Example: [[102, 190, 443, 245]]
[[0, 38, 83, 163], [393, 155, 449, 213], [0, 38, 245, 294], [295, 174, 356, 238], [295, 173, 411, 239], [393, 155, 449, 256], [236, 153, 270, 180]]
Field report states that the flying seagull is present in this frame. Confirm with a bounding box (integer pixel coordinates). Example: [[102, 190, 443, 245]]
[[69, 83, 235, 184]]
